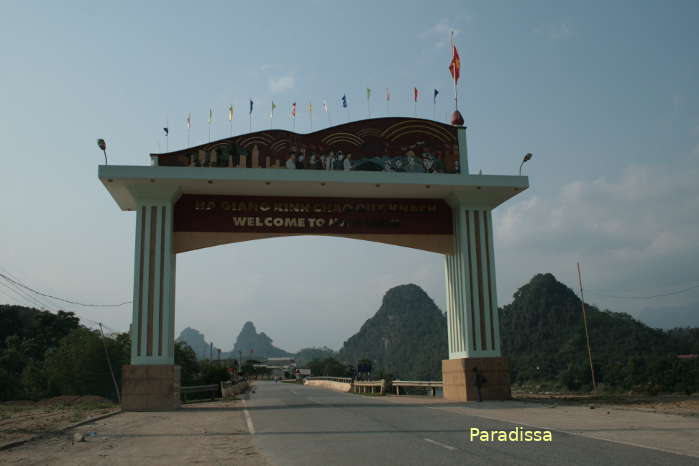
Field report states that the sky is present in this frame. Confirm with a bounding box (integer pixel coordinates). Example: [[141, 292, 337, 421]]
[[1, 1, 698, 352]]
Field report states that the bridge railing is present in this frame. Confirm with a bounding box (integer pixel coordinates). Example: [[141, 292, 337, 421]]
[[305, 376, 353, 383], [352, 379, 386, 395], [392, 380, 443, 396]]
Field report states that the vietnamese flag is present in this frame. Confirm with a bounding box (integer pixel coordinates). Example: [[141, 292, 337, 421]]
[[449, 39, 461, 83], [413, 87, 419, 102]]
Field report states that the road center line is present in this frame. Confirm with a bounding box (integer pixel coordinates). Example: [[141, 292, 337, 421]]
[[242, 399, 255, 435], [424, 438, 457, 451]]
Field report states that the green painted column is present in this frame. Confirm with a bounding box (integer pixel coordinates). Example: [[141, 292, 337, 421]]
[[127, 185, 181, 365], [444, 199, 501, 359]]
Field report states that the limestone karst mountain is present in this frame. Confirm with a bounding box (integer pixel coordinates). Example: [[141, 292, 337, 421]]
[[339, 284, 448, 380]]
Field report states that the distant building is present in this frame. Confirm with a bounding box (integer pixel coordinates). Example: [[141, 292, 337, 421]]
[[254, 357, 297, 378]]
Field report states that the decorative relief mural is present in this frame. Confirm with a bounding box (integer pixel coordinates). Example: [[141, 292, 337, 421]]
[[156, 117, 460, 174]]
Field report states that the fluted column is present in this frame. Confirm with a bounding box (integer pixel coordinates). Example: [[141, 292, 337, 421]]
[[445, 202, 501, 359], [130, 201, 176, 365]]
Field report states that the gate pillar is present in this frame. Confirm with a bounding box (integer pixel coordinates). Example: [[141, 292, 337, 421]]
[[443, 198, 511, 401], [121, 186, 181, 410]]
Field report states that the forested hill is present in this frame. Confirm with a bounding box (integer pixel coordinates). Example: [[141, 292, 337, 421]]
[[339, 284, 447, 380], [501, 273, 699, 392]]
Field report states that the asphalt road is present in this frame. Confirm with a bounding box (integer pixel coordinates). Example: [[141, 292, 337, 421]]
[[245, 381, 695, 466]]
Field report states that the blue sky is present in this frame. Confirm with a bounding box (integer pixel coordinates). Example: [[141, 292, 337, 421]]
[[1, 1, 698, 351]]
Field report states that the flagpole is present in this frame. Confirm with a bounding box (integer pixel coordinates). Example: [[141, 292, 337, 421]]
[[310, 104, 313, 131], [367, 90, 371, 118]]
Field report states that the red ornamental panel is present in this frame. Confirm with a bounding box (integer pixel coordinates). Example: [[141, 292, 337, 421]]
[[174, 195, 453, 236], [156, 117, 460, 174]]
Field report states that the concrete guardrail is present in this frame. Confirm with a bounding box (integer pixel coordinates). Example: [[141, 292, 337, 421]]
[[304, 377, 353, 392]]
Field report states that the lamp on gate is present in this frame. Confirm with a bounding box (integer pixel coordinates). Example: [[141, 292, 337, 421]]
[[97, 139, 108, 165], [519, 153, 532, 176]]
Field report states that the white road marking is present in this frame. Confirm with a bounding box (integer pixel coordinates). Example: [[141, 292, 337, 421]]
[[242, 399, 255, 435], [424, 438, 457, 451], [290, 389, 299, 395]]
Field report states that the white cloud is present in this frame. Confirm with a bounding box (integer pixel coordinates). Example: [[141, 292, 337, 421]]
[[534, 19, 574, 40], [493, 160, 699, 325], [419, 18, 463, 48], [268, 75, 295, 93]]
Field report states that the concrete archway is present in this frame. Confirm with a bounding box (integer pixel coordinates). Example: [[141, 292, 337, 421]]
[[99, 118, 528, 409]]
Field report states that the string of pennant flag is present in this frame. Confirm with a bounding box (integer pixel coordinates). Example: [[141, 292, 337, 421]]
[[161, 35, 461, 149]]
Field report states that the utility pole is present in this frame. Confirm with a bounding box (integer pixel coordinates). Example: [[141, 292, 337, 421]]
[[210, 342, 213, 361], [99, 323, 121, 403], [577, 262, 597, 392]]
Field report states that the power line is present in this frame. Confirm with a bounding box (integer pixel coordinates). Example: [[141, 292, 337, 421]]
[[0, 280, 55, 311], [0, 267, 57, 311], [587, 283, 699, 300], [0, 272, 131, 308]]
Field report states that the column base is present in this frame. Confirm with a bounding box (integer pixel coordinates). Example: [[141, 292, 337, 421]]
[[442, 357, 511, 401], [121, 365, 181, 411]]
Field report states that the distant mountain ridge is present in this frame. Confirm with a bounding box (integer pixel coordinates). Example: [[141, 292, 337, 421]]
[[229, 321, 292, 359], [177, 321, 292, 361], [176, 327, 222, 360]]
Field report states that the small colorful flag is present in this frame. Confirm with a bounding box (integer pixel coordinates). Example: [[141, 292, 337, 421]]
[[323, 100, 328, 112], [228, 105, 234, 121], [272, 101, 277, 112], [292, 102, 297, 117], [366, 88, 371, 100], [186, 114, 191, 128], [386, 88, 391, 101], [249, 99, 253, 114], [449, 35, 461, 83], [163, 127, 169, 135], [342, 94, 347, 108], [413, 87, 419, 102], [433, 89, 439, 103], [308, 102, 312, 113], [208, 108, 213, 124]]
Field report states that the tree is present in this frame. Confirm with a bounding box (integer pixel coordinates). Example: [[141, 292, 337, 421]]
[[175, 341, 200, 386], [44, 328, 129, 401], [307, 357, 351, 377]]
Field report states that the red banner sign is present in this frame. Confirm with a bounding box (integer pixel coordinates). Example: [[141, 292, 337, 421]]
[[174, 195, 453, 235]]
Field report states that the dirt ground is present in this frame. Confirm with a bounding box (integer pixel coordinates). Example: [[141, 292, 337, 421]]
[[513, 392, 699, 417], [0, 396, 118, 447], [0, 399, 267, 465]]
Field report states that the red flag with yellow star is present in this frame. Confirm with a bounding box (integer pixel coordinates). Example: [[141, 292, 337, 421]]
[[449, 37, 461, 83]]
